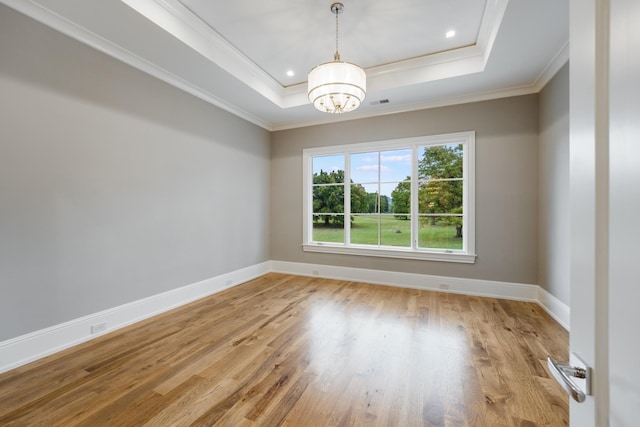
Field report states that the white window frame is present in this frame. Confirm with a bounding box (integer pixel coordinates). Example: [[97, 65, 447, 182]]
[[302, 131, 476, 263]]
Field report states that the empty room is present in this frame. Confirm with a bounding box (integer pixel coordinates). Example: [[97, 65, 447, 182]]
[[1, 0, 638, 426]]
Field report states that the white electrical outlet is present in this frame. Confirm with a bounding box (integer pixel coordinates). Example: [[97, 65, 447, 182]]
[[91, 322, 106, 334], [439, 284, 450, 290], [312, 270, 319, 276]]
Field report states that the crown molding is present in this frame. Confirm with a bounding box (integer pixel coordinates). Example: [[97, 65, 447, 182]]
[[121, 0, 285, 105], [120, 0, 509, 110], [477, 0, 509, 65], [272, 83, 540, 131], [0, 0, 273, 130], [533, 41, 570, 92], [272, 40, 570, 131], [3, 0, 566, 132]]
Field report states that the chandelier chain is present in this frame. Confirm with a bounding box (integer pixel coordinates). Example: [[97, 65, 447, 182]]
[[334, 8, 340, 61]]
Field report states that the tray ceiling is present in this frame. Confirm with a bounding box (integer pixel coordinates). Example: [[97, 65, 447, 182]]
[[0, 0, 569, 130]]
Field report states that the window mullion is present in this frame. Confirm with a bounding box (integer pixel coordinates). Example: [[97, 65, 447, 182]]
[[377, 152, 381, 246], [344, 153, 351, 246], [411, 145, 419, 250]]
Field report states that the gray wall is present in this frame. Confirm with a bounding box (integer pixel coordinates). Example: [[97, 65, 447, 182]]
[[0, 3, 571, 344], [271, 95, 539, 285], [0, 6, 271, 341], [538, 63, 570, 305]]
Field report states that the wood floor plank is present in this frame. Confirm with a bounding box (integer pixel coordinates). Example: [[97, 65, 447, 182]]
[[0, 273, 569, 426]]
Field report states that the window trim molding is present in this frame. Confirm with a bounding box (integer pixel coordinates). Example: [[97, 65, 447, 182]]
[[302, 131, 476, 263]]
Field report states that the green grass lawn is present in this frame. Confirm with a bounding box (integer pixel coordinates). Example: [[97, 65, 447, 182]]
[[312, 215, 462, 250]]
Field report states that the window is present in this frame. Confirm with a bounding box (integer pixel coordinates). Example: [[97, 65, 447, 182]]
[[302, 132, 476, 263]]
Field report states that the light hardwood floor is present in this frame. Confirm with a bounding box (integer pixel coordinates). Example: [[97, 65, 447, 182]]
[[0, 273, 569, 426]]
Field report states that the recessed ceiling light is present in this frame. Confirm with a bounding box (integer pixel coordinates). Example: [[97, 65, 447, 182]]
[[286, 70, 295, 77], [446, 30, 456, 38]]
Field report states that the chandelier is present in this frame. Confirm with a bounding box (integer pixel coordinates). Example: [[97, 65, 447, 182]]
[[308, 3, 366, 114]]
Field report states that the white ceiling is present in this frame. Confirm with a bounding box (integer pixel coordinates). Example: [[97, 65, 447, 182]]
[[1, 0, 569, 131]]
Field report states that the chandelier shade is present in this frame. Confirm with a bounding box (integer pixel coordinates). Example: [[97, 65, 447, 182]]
[[308, 61, 366, 113], [307, 2, 366, 114]]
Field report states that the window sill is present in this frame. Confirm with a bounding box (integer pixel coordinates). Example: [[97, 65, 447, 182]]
[[302, 243, 477, 264]]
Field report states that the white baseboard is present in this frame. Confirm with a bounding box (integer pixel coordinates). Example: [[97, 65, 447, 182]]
[[270, 260, 539, 301], [0, 259, 570, 374], [536, 287, 570, 331], [271, 260, 570, 331], [0, 262, 270, 374]]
